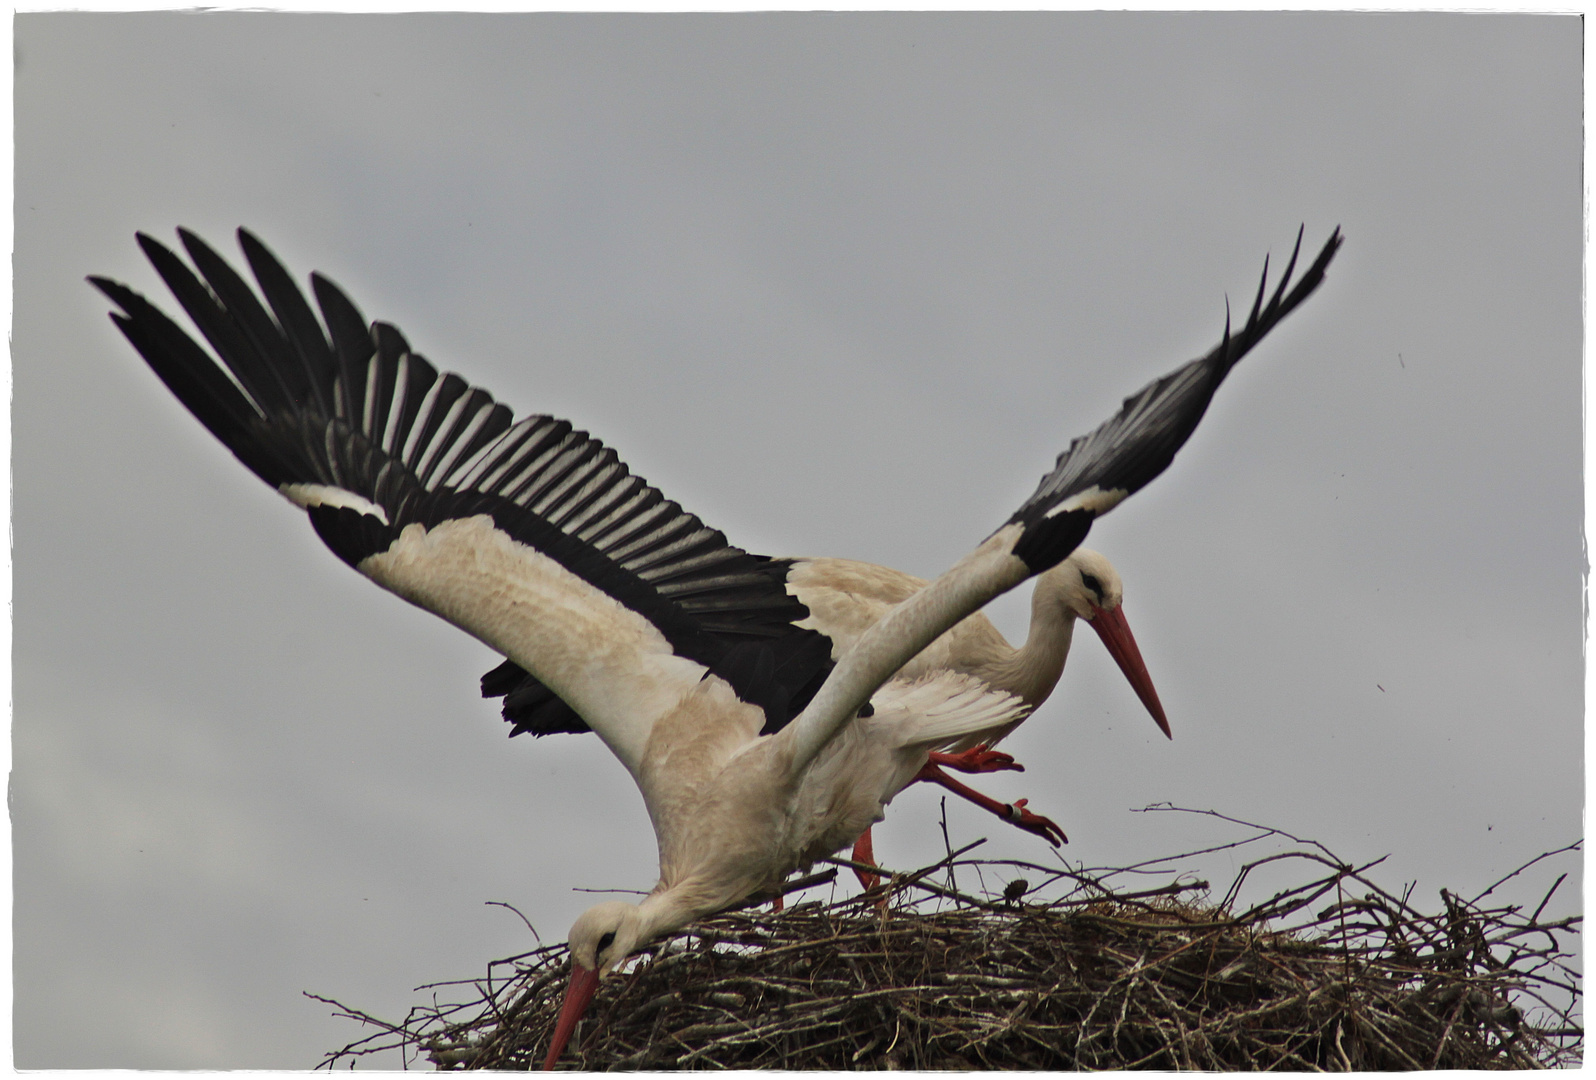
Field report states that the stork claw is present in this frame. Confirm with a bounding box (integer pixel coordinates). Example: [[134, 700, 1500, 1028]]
[[927, 744, 1023, 774], [1003, 799, 1068, 846]]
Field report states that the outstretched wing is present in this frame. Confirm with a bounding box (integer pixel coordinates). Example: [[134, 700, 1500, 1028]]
[[1005, 226, 1343, 572], [92, 229, 832, 776], [785, 228, 1342, 770]]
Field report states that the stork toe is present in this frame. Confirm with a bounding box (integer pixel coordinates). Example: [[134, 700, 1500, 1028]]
[[1003, 799, 1067, 846], [928, 744, 1023, 774]]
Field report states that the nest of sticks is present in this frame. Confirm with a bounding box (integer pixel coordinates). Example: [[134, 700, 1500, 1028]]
[[317, 810, 1580, 1070]]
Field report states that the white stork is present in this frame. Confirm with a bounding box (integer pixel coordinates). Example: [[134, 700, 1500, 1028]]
[[91, 224, 1340, 1071], [794, 549, 1167, 882]]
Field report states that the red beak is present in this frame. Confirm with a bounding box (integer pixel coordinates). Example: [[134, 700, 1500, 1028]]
[[541, 961, 601, 1070], [1087, 604, 1171, 739]]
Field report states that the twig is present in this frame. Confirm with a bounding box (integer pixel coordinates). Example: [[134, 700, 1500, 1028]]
[[484, 900, 540, 941]]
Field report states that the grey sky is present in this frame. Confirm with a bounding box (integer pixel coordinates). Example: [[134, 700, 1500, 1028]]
[[13, 13, 1582, 1069]]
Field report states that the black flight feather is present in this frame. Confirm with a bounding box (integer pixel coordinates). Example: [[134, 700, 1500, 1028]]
[[94, 228, 831, 736], [1006, 226, 1341, 572]]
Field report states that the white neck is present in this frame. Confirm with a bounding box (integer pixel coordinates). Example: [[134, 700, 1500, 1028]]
[[991, 575, 1080, 707], [635, 885, 705, 944], [783, 527, 1031, 772]]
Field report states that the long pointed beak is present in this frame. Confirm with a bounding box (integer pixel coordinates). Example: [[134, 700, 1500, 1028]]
[[541, 962, 601, 1070], [1087, 604, 1171, 739]]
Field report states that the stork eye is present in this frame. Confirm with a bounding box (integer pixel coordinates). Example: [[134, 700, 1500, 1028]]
[[1081, 573, 1104, 600], [597, 931, 616, 954]]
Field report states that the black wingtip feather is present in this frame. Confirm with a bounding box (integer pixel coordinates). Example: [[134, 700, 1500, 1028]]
[[146, 230, 302, 417], [480, 658, 528, 698], [311, 271, 375, 424], [1268, 226, 1306, 312], [307, 504, 399, 568], [238, 229, 337, 417], [91, 272, 285, 483], [1248, 252, 1269, 327], [1003, 227, 1342, 573], [1010, 508, 1095, 575], [179, 228, 311, 410]]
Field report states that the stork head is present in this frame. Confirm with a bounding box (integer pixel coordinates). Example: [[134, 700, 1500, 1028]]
[[1042, 549, 1171, 740], [1044, 548, 1125, 620], [568, 900, 645, 975], [542, 901, 645, 1070]]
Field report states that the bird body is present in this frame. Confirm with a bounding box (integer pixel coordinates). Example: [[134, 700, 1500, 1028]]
[[92, 223, 1341, 1071], [642, 670, 1027, 913], [356, 488, 1033, 885]]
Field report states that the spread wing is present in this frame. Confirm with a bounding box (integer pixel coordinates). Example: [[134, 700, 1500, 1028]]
[[784, 227, 1342, 770], [92, 228, 832, 776], [1004, 226, 1343, 571]]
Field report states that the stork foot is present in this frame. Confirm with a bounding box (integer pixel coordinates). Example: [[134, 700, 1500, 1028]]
[[926, 744, 1023, 775], [915, 763, 1069, 846], [1001, 799, 1068, 847]]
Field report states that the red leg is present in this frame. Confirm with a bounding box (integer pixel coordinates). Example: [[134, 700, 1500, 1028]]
[[926, 743, 1024, 774], [851, 828, 881, 890], [771, 893, 784, 913], [914, 763, 1067, 846]]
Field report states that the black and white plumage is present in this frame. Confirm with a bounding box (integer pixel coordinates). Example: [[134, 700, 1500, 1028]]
[[92, 225, 1339, 1069], [94, 230, 835, 761]]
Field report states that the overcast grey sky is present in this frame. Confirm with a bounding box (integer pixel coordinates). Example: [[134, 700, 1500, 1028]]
[[13, 12, 1582, 1069]]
